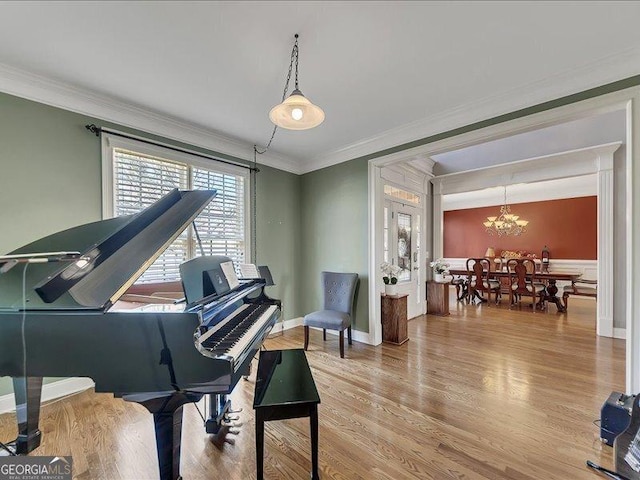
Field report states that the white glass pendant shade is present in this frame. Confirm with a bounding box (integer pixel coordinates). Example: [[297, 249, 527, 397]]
[[269, 89, 325, 130]]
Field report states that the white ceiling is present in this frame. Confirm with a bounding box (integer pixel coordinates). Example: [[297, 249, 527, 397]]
[[432, 109, 626, 175], [1, 1, 640, 173]]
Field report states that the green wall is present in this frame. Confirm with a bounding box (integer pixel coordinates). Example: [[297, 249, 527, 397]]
[[254, 164, 302, 319], [300, 158, 369, 332], [0, 93, 102, 255], [0, 91, 302, 396]]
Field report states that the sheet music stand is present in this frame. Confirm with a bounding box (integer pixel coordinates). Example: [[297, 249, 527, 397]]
[[257, 266, 283, 335], [258, 266, 274, 287]]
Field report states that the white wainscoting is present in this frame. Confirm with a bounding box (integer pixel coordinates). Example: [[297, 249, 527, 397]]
[[0, 377, 95, 415]]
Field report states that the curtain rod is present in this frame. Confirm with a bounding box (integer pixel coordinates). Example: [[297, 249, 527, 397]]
[[85, 124, 259, 172]]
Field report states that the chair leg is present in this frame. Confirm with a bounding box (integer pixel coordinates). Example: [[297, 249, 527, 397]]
[[532, 293, 537, 313], [347, 326, 352, 345], [323, 329, 326, 341], [339, 330, 345, 358], [304, 326, 309, 351], [487, 290, 491, 307]]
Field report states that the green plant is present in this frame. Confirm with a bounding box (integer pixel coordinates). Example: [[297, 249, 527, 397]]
[[380, 262, 401, 284]]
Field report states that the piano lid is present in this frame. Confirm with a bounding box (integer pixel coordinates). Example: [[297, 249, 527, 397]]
[[0, 189, 217, 311]]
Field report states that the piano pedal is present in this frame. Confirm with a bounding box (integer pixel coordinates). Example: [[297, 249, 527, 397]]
[[228, 407, 243, 414], [227, 428, 240, 435], [224, 414, 240, 422], [210, 425, 238, 449], [223, 420, 243, 428]]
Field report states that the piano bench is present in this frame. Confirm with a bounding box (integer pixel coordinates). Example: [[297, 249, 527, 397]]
[[253, 349, 321, 480]]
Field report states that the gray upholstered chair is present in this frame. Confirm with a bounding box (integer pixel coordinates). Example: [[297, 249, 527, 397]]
[[303, 272, 359, 358]]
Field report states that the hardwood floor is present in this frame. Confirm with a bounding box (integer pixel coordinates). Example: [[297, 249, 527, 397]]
[[0, 297, 624, 479]]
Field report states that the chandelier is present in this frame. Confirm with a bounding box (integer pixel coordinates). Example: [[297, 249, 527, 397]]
[[483, 186, 529, 236]]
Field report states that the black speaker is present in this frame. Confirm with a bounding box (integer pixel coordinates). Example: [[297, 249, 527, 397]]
[[601, 391, 635, 445]]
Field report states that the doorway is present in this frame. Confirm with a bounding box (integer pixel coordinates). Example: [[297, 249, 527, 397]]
[[367, 87, 639, 394]]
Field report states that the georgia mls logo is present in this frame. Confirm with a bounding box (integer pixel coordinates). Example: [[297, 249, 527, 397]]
[[0, 456, 72, 480]]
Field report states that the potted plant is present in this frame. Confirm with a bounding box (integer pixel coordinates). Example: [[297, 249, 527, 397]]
[[429, 258, 450, 282], [380, 262, 401, 295]]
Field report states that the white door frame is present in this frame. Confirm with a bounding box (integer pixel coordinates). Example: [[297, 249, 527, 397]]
[[367, 159, 432, 345], [431, 142, 621, 338], [367, 86, 640, 394]]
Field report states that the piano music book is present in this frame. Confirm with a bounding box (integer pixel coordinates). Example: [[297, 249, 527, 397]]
[[220, 261, 240, 290], [239, 263, 261, 279]]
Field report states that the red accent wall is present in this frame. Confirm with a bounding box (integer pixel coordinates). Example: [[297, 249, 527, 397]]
[[443, 196, 597, 260]]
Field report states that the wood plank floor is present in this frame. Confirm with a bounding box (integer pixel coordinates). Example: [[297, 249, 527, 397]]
[[0, 297, 624, 479]]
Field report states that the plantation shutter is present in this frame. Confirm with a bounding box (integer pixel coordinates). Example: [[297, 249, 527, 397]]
[[113, 148, 189, 283], [111, 147, 246, 283], [192, 167, 245, 266]]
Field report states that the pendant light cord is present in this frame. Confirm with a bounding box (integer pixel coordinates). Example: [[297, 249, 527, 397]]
[[252, 34, 300, 262], [252, 152, 258, 263], [254, 34, 299, 156]]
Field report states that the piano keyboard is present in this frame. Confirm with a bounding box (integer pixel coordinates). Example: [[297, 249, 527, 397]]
[[197, 303, 277, 362]]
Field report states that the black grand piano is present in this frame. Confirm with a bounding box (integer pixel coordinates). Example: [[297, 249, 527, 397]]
[[0, 189, 280, 480]]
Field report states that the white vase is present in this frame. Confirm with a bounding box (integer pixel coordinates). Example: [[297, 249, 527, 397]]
[[384, 283, 398, 296], [434, 273, 444, 282]]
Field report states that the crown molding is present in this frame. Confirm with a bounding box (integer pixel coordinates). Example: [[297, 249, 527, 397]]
[[431, 142, 622, 196], [441, 175, 598, 211], [2, 43, 637, 178], [303, 46, 640, 173], [0, 62, 303, 175]]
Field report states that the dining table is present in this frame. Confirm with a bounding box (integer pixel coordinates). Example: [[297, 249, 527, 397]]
[[448, 268, 582, 313]]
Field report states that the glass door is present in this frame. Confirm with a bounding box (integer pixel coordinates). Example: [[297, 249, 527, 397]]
[[384, 200, 424, 318]]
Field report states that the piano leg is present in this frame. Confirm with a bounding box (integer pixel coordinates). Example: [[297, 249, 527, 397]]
[[137, 393, 202, 480], [205, 394, 230, 434], [13, 376, 43, 454]]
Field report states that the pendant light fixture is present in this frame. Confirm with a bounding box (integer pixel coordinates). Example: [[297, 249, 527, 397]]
[[269, 34, 325, 130], [253, 34, 324, 264]]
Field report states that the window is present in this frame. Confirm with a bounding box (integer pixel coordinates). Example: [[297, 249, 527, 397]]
[[102, 133, 249, 283], [384, 185, 420, 205]]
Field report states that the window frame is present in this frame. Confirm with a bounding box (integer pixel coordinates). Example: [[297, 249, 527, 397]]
[[101, 131, 252, 273]]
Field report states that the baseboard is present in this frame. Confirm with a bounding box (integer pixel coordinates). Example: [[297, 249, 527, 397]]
[[269, 317, 303, 335], [308, 325, 373, 345], [613, 328, 626, 339], [0, 377, 95, 414]]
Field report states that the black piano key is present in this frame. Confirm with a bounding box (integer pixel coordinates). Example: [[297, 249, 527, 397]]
[[202, 303, 271, 354]]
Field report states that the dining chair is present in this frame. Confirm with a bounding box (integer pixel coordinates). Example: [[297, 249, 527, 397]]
[[451, 276, 468, 302], [303, 272, 359, 358], [507, 258, 546, 311], [465, 258, 501, 305]]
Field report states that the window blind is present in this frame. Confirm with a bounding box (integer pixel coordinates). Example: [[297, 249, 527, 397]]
[[192, 167, 246, 267], [112, 148, 246, 283]]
